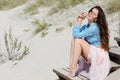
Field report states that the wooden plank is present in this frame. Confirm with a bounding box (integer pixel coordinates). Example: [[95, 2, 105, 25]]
[[53, 67, 88, 80], [114, 37, 120, 46], [109, 47, 120, 64], [109, 66, 120, 74], [53, 61, 120, 80], [114, 37, 120, 42], [109, 47, 120, 56], [65, 68, 89, 80]]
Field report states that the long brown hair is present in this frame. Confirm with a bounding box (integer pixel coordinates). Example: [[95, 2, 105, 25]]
[[89, 6, 109, 51]]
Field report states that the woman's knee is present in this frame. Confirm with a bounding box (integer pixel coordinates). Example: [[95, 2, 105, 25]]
[[74, 38, 90, 49], [74, 38, 84, 44]]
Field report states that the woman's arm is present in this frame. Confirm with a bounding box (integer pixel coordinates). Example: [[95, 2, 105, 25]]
[[72, 23, 99, 38], [72, 12, 88, 33], [72, 24, 86, 33]]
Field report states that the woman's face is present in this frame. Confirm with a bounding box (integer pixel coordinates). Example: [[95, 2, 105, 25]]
[[87, 8, 99, 22]]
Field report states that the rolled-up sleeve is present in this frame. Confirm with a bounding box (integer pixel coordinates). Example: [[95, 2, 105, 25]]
[[72, 23, 98, 38], [72, 24, 86, 33]]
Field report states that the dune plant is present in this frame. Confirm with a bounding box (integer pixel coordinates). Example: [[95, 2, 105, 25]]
[[24, 0, 56, 15], [24, 29, 30, 32], [48, 0, 85, 15], [35, 0, 56, 7], [67, 21, 73, 28], [32, 19, 48, 35], [56, 27, 65, 32], [24, 3, 38, 15], [0, 0, 28, 11], [24, 0, 85, 15], [41, 31, 48, 37], [0, 43, 7, 64], [4, 28, 29, 61], [106, 0, 120, 14]]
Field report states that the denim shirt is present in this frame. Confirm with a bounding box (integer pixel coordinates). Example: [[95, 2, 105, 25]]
[[72, 22, 101, 46]]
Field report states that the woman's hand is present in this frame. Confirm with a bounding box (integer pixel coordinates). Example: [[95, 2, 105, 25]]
[[79, 13, 87, 19], [75, 13, 87, 25]]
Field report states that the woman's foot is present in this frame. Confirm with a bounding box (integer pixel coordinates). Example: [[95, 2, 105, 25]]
[[67, 64, 78, 78]]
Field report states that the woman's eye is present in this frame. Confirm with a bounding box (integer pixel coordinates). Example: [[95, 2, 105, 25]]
[[93, 13, 96, 16], [92, 12, 96, 16]]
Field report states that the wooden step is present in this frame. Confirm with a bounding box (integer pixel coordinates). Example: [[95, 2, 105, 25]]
[[53, 67, 89, 80], [114, 37, 120, 46], [109, 47, 120, 64], [53, 62, 120, 80]]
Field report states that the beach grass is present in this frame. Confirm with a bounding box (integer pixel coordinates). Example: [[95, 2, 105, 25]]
[[56, 27, 65, 32], [24, 0, 56, 15], [41, 31, 48, 37], [106, 0, 120, 14], [24, 0, 85, 15], [48, 0, 85, 15], [24, 3, 38, 15], [0, 0, 28, 11], [32, 19, 48, 35], [4, 28, 29, 61]]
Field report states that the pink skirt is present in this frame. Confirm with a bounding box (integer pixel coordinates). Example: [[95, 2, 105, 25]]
[[76, 45, 111, 80]]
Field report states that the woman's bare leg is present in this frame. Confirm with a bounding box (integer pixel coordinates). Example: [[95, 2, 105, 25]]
[[70, 38, 75, 68], [70, 38, 91, 77]]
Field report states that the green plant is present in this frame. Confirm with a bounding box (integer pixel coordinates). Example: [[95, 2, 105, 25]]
[[106, 0, 120, 14], [24, 0, 85, 15], [48, 0, 85, 15], [24, 3, 38, 15], [41, 31, 48, 37], [0, 0, 28, 11], [32, 19, 48, 35], [24, 0, 56, 15], [0, 42, 7, 64], [36, 0, 56, 7], [67, 21, 73, 27], [4, 28, 29, 61], [24, 29, 30, 32], [56, 27, 64, 32], [48, 5, 60, 15]]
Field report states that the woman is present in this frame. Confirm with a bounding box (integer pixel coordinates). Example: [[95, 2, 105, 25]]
[[69, 6, 111, 80]]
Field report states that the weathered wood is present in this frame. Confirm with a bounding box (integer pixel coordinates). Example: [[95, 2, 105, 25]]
[[109, 66, 120, 74], [114, 37, 120, 46], [53, 67, 88, 80], [53, 47, 120, 80], [109, 47, 120, 64], [53, 62, 120, 80], [114, 37, 120, 41]]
